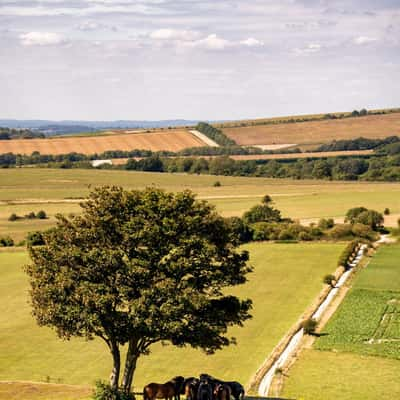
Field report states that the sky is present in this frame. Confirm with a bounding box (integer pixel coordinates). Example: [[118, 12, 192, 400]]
[[1, 0, 400, 121]]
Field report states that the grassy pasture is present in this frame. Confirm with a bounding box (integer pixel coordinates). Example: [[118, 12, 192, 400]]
[[1, 169, 400, 241], [0, 129, 204, 155], [281, 244, 400, 399], [223, 112, 400, 146], [0, 242, 343, 389], [281, 350, 400, 400]]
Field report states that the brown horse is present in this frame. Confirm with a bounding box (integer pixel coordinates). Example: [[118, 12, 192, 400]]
[[213, 384, 231, 400], [144, 376, 185, 400], [183, 378, 199, 400]]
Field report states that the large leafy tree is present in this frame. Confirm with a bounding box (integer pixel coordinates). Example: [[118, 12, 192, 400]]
[[26, 187, 252, 393]]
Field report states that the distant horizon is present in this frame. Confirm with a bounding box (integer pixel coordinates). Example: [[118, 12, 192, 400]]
[[1, 104, 400, 124]]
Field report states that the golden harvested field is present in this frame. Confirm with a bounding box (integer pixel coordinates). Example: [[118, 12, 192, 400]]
[[0, 130, 204, 155], [223, 113, 400, 146]]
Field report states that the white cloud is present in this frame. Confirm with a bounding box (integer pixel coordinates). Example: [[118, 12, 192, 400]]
[[149, 28, 200, 41], [77, 21, 117, 31], [188, 34, 232, 50], [240, 37, 264, 47], [353, 36, 377, 45], [19, 31, 68, 46], [294, 43, 321, 55]]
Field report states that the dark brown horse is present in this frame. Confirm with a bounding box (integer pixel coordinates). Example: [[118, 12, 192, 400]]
[[144, 376, 185, 400], [183, 377, 199, 400], [213, 384, 231, 400]]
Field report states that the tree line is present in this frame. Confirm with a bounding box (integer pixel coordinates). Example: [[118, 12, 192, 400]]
[[0, 127, 45, 140]]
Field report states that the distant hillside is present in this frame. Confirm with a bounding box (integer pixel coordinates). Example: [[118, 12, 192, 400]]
[[222, 111, 400, 148], [0, 119, 203, 135]]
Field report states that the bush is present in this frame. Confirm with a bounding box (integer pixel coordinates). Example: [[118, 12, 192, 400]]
[[329, 224, 353, 240], [25, 211, 36, 219], [213, 180, 221, 187], [8, 213, 18, 221], [384, 208, 390, 215], [278, 230, 295, 240], [351, 223, 378, 241], [36, 210, 47, 219], [318, 218, 335, 230], [92, 381, 134, 400], [323, 274, 336, 287], [0, 236, 14, 247], [303, 318, 318, 335], [298, 231, 313, 241], [26, 231, 45, 246]]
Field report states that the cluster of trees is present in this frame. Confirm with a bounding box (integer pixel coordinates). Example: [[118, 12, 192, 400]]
[[0, 127, 44, 140], [123, 154, 400, 182], [314, 136, 400, 152], [225, 198, 383, 244], [9, 210, 47, 221], [196, 122, 237, 146]]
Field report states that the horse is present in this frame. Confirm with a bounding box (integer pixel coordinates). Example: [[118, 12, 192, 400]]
[[144, 376, 185, 400], [223, 382, 244, 400], [197, 378, 213, 400], [183, 377, 200, 400], [213, 384, 231, 400], [199, 375, 244, 400]]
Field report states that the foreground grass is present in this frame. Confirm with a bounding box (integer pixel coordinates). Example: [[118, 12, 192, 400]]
[[1, 169, 400, 241], [281, 350, 400, 400], [0, 382, 91, 400], [0, 242, 342, 390]]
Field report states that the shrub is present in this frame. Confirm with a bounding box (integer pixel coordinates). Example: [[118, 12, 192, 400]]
[[26, 231, 45, 246], [351, 223, 378, 241], [384, 208, 390, 215], [0, 236, 14, 247], [25, 211, 36, 219], [92, 381, 134, 400], [36, 210, 47, 219], [213, 180, 221, 187], [329, 224, 353, 240], [278, 230, 294, 240], [225, 216, 253, 244], [298, 231, 313, 241], [323, 274, 336, 287], [8, 213, 18, 221], [318, 218, 335, 230], [303, 318, 318, 335]]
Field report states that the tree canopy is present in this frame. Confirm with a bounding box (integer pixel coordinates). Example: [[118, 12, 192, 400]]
[[25, 187, 252, 394]]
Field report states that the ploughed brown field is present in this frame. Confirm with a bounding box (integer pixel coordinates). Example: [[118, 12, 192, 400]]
[[223, 113, 400, 146], [0, 130, 204, 155]]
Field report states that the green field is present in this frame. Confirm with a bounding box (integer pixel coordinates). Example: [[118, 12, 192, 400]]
[[0, 242, 343, 391], [316, 244, 400, 359], [281, 244, 400, 399], [282, 350, 400, 400], [1, 169, 400, 242]]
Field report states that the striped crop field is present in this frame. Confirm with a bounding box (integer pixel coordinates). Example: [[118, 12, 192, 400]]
[[0, 129, 205, 155], [222, 113, 400, 146]]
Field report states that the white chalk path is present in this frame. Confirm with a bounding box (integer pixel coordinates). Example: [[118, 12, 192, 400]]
[[258, 244, 368, 396], [189, 130, 220, 147]]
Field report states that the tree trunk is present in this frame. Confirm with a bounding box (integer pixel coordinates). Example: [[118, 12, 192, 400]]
[[121, 339, 139, 394], [109, 340, 121, 390]]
